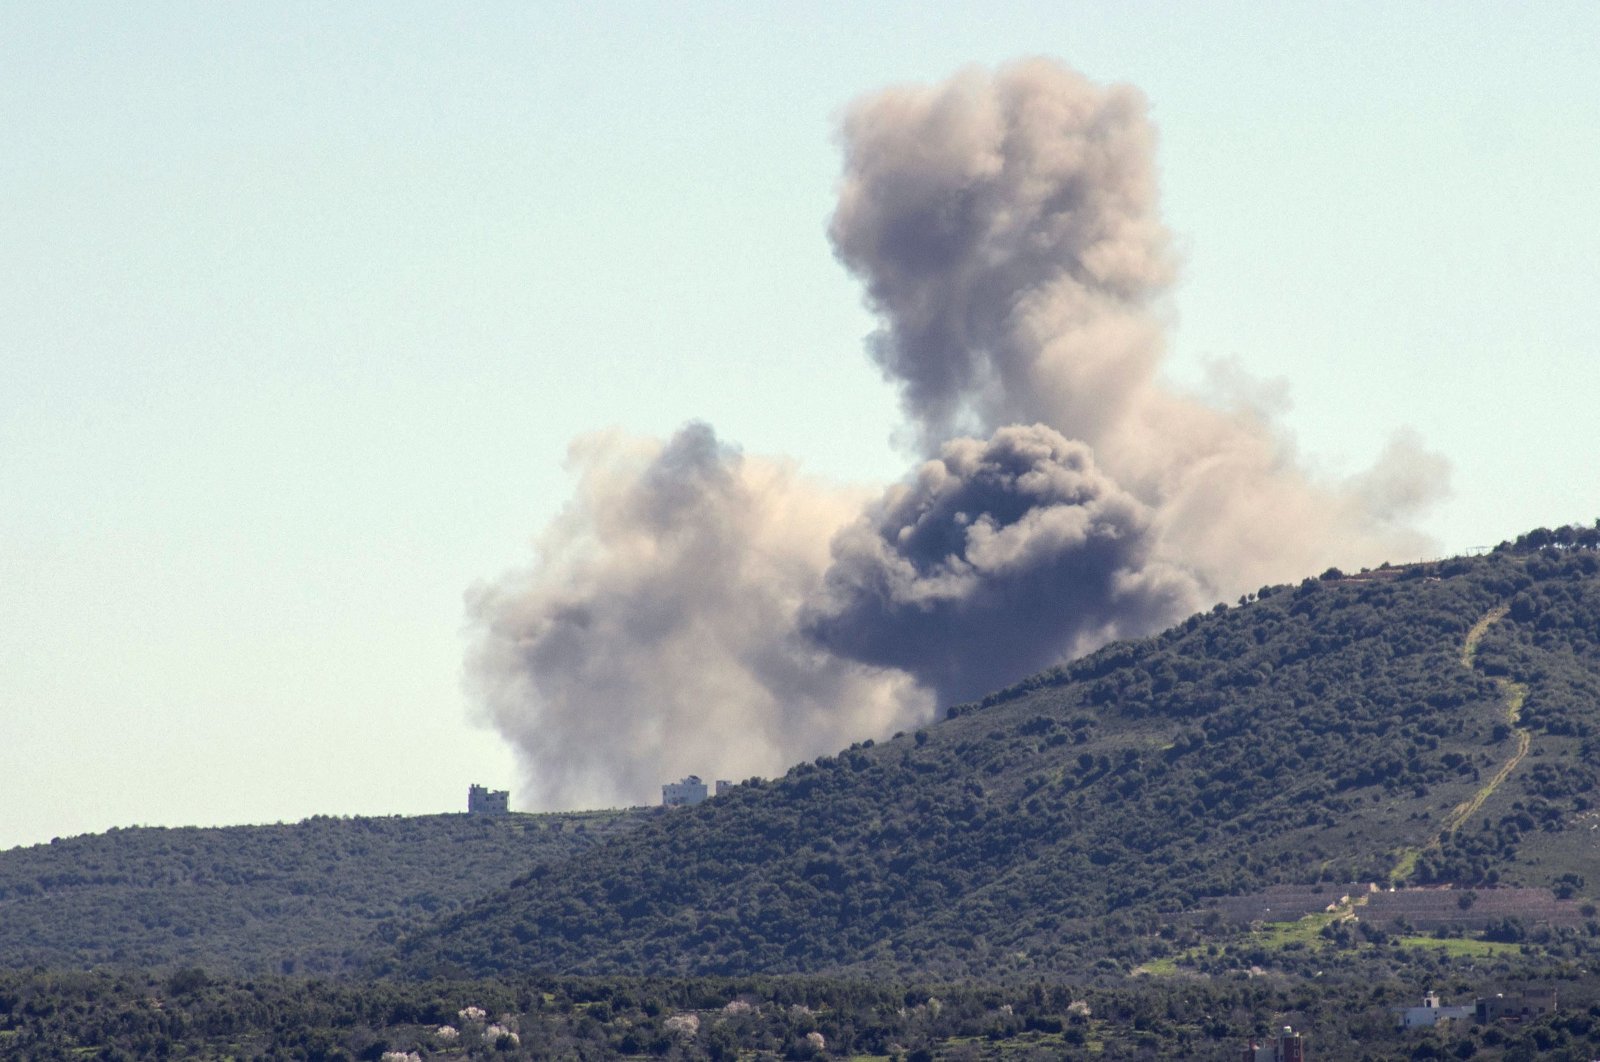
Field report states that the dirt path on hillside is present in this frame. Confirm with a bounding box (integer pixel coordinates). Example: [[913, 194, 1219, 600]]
[[1390, 604, 1529, 882], [1146, 604, 1535, 970], [1443, 605, 1530, 834]]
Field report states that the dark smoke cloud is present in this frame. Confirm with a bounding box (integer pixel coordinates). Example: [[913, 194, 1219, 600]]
[[802, 424, 1197, 705], [470, 59, 1449, 810]]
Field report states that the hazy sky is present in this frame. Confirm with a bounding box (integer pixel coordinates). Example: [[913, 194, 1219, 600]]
[[4, 3, 1597, 850]]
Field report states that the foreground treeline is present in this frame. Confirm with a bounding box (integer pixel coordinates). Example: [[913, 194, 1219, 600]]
[[7, 963, 1600, 1060]]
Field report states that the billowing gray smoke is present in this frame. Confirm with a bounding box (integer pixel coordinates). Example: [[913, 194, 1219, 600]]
[[469, 59, 1448, 810], [466, 424, 926, 810], [830, 61, 1170, 452], [814, 58, 1447, 657], [803, 424, 1196, 705]]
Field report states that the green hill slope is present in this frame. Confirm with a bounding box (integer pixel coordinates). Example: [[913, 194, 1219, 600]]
[[0, 809, 644, 974], [392, 540, 1600, 980]]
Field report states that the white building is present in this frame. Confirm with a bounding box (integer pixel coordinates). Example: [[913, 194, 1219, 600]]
[[663, 775, 709, 807], [1396, 991, 1474, 1030]]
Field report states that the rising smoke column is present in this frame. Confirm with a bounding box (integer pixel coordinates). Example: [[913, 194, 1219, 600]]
[[471, 59, 1447, 810], [829, 60, 1173, 453], [806, 59, 1447, 691]]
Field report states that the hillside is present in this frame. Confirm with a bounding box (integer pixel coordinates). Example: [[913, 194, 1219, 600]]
[[392, 536, 1600, 980], [0, 809, 644, 974]]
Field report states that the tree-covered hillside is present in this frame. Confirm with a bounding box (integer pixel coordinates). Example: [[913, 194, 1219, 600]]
[[393, 539, 1600, 981], [0, 809, 643, 974]]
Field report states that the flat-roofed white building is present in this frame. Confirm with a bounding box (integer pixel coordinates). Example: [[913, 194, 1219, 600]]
[[1396, 991, 1474, 1029], [662, 775, 708, 807]]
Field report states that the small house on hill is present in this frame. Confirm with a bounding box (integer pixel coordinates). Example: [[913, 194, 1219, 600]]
[[1395, 991, 1473, 1029], [1242, 1025, 1304, 1061], [1477, 988, 1557, 1023]]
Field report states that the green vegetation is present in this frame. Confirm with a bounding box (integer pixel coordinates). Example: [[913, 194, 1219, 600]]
[[395, 540, 1600, 980], [8, 524, 1600, 1057], [0, 809, 644, 974], [7, 962, 1600, 1059], [1389, 603, 1529, 885], [1392, 935, 1524, 957]]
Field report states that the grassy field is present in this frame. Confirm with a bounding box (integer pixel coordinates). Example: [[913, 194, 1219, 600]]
[[1392, 935, 1525, 957]]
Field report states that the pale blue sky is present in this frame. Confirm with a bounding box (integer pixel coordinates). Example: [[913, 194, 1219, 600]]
[[3, 3, 1597, 849]]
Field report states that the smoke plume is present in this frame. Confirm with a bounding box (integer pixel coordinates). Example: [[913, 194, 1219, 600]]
[[814, 58, 1446, 652], [467, 424, 926, 810], [469, 59, 1448, 809], [830, 61, 1171, 452], [802, 424, 1197, 705]]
